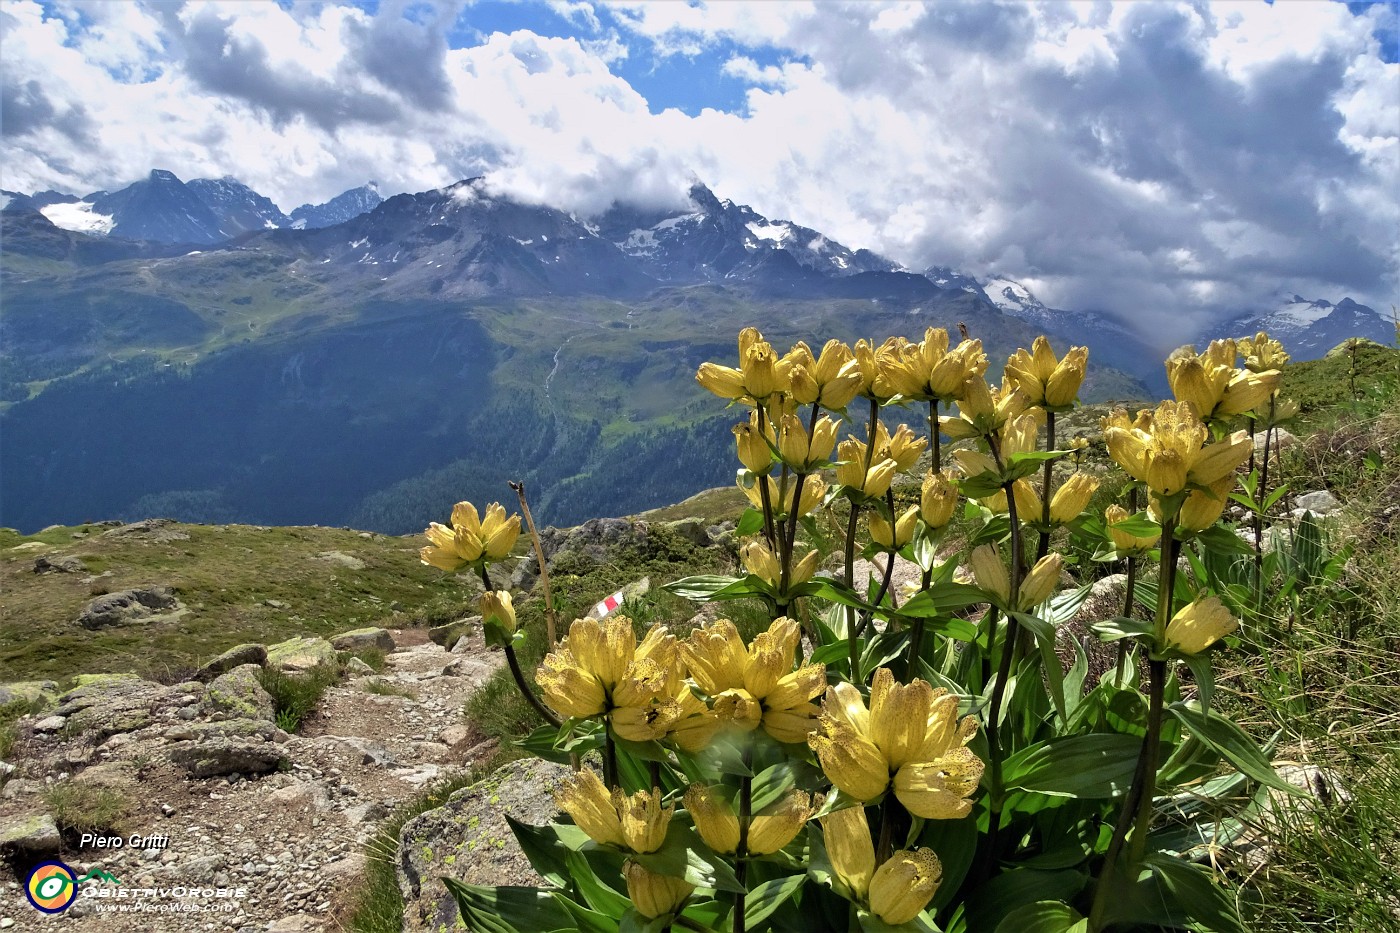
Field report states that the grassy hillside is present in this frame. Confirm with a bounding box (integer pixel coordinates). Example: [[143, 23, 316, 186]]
[[0, 520, 470, 681]]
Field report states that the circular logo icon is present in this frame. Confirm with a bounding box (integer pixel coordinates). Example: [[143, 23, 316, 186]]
[[26, 861, 78, 914]]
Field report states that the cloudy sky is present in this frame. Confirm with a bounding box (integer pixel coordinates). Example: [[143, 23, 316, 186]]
[[2, 0, 1397, 336]]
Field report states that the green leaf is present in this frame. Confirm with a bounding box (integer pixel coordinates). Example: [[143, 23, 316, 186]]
[[736, 507, 766, 537], [1195, 525, 1254, 556], [1167, 703, 1300, 793], [1180, 652, 1215, 712], [1088, 616, 1155, 643], [564, 851, 632, 918], [1142, 853, 1245, 933], [994, 901, 1084, 933], [555, 891, 622, 933], [917, 813, 978, 911], [958, 472, 1006, 499], [1010, 612, 1067, 723], [618, 909, 670, 933], [751, 761, 800, 811], [443, 880, 577, 933], [745, 875, 806, 928], [960, 868, 1088, 933], [1106, 512, 1162, 538], [899, 583, 986, 616], [505, 816, 574, 888], [664, 574, 744, 600], [1002, 733, 1143, 798], [632, 827, 745, 893]]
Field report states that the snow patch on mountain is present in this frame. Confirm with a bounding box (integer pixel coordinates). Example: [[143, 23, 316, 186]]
[[40, 200, 115, 235], [981, 278, 1045, 314]]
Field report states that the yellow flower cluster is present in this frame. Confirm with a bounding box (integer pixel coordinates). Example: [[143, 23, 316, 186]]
[[419, 501, 521, 571], [810, 669, 984, 819], [1104, 401, 1252, 499], [536, 616, 827, 749], [1165, 338, 1281, 422], [823, 805, 943, 924]]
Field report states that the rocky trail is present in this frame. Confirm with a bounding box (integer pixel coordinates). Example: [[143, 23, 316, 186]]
[[0, 627, 519, 932]]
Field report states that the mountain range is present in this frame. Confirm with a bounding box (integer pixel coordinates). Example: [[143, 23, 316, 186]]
[[0, 171, 1391, 534]]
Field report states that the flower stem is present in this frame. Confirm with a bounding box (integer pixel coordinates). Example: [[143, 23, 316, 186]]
[[504, 645, 561, 729], [929, 398, 940, 473], [604, 727, 618, 790], [1089, 506, 1179, 932], [1036, 411, 1056, 561], [509, 480, 557, 648], [845, 501, 862, 678], [756, 405, 778, 548], [735, 746, 753, 933]]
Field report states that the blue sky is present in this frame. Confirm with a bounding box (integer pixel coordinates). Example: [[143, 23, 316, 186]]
[[3, 0, 1396, 337]]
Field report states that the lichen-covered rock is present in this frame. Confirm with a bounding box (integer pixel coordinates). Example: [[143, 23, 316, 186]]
[[429, 616, 477, 648], [54, 674, 169, 740], [33, 554, 87, 574], [0, 811, 61, 855], [396, 758, 570, 933], [203, 665, 276, 721], [266, 636, 336, 673], [167, 720, 286, 777], [330, 627, 395, 653], [76, 585, 183, 629], [1295, 489, 1342, 515], [0, 680, 60, 711], [195, 644, 268, 682]]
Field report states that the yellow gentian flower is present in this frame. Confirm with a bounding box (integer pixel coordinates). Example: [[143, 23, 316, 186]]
[[1004, 336, 1088, 409], [1164, 596, 1238, 655], [420, 501, 521, 570], [809, 669, 983, 818], [920, 470, 959, 528], [1104, 504, 1161, 553], [623, 861, 693, 919]]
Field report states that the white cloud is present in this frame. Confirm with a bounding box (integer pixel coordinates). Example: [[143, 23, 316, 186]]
[[0, 0, 1394, 339]]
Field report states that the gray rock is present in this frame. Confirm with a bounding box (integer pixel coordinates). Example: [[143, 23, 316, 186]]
[[102, 518, 189, 542], [344, 657, 375, 676], [325, 735, 397, 768], [33, 554, 86, 574], [0, 812, 61, 855], [204, 665, 276, 721], [77, 585, 183, 629], [330, 627, 395, 653], [1254, 427, 1299, 456], [1295, 490, 1342, 515], [660, 518, 713, 547], [168, 736, 286, 778], [55, 674, 168, 740], [314, 551, 365, 570], [32, 716, 66, 732], [397, 758, 571, 933], [429, 616, 478, 648], [0, 680, 60, 711], [196, 644, 268, 682], [266, 636, 336, 673]]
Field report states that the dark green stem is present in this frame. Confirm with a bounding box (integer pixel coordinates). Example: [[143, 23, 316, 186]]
[[604, 727, 618, 790], [756, 405, 778, 547], [1114, 555, 1138, 688], [1036, 412, 1056, 562], [845, 501, 862, 678], [735, 746, 753, 933], [876, 798, 897, 863], [929, 398, 940, 473], [906, 617, 926, 681], [504, 645, 561, 729]]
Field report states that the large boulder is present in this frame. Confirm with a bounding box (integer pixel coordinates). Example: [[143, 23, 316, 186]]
[[0, 812, 61, 855], [166, 719, 287, 778], [77, 585, 183, 629], [33, 554, 86, 574], [330, 627, 395, 653], [429, 616, 478, 649], [266, 636, 336, 673], [203, 664, 276, 721], [0, 680, 60, 711], [53, 674, 170, 740], [195, 644, 268, 682], [397, 758, 571, 933]]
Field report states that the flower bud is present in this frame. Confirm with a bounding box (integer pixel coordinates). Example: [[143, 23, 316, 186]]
[[741, 539, 782, 588], [623, 860, 694, 919], [870, 506, 919, 550], [747, 789, 812, 855], [696, 362, 747, 400], [869, 848, 942, 925], [1164, 596, 1238, 655], [734, 413, 774, 474], [1175, 476, 1235, 532], [821, 805, 875, 899], [969, 545, 1011, 607], [683, 785, 740, 855], [555, 768, 625, 848], [479, 590, 516, 634], [1048, 472, 1099, 524], [1018, 553, 1063, 609], [920, 471, 959, 528], [1104, 504, 1160, 553]]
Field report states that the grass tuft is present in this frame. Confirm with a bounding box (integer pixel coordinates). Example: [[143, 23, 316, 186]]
[[256, 664, 341, 733]]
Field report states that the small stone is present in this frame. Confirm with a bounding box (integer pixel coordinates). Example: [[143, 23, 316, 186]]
[[1295, 489, 1342, 515], [32, 715, 66, 732], [330, 627, 395, 653]]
